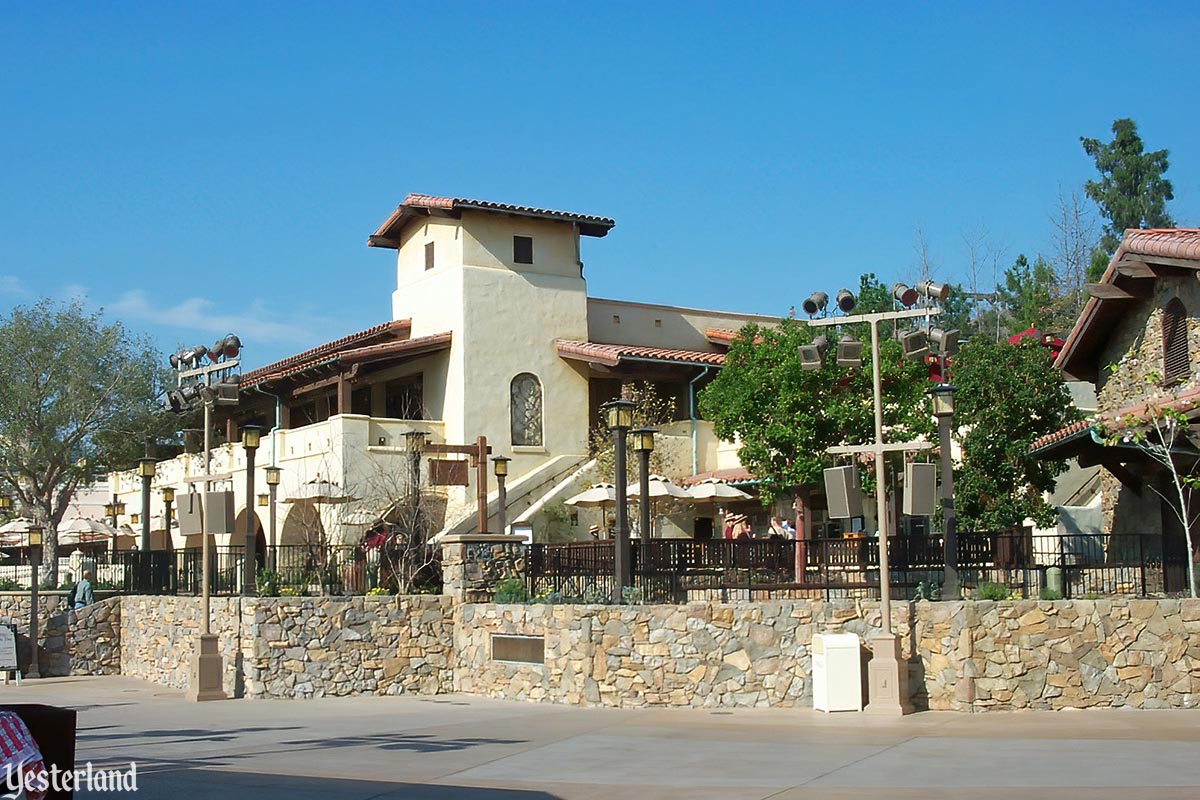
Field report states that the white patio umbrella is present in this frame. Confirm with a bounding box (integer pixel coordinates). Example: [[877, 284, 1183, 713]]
[[58, 517, 121, 546], [0, 517, 37, 547], [281, 480, 359, 505], [626, 474, 691, 501], [564, 483, 617, 507], [686, 478, 753, 503]]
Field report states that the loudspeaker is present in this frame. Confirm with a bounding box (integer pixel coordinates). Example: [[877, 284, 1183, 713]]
[[175, 491, 236, 535], [903, 463, 938, 516], [823, 466, 863, 519]]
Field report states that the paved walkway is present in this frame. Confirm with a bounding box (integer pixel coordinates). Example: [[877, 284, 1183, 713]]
[[2, 677, 1198, 799]]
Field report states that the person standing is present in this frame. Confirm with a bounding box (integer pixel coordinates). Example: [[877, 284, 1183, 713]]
[[74, 570, 95, 609]]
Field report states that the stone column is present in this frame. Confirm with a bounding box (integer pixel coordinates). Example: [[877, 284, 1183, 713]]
[[440, 534, 527, 603]]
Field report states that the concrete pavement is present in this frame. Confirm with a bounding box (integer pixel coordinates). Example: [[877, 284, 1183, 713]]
[[2, 676, 1198, 799]]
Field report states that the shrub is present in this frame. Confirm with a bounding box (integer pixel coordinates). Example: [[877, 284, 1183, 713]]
[[256, 568, 280, 598], [366, 586, 392, 597], [0, 577, 20, 591], [493, 577, 528, 603], [1039, 587, 1063, 601], [278, 587, 302, 597], [975, 581, 1011, 601], [621, 586, 644, 605]]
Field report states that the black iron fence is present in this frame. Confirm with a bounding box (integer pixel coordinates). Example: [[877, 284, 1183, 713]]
[[527, 532, 1191, 603]]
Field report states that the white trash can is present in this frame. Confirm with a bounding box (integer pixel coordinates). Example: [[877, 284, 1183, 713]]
[[812, 632, 863, 712]]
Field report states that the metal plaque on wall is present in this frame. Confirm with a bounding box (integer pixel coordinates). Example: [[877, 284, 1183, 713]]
[[429, 459, 469, 486]]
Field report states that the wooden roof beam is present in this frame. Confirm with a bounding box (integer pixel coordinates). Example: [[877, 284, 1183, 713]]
[[1085, 280, 1153, 300]]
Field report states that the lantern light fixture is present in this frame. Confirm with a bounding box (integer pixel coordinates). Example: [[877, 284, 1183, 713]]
[[492, 455, 511, 478], [161, 487, 175, 503], [241, 424, 262, 451], [602, 399, 635, 432], [929, 384, 957, 418], [265, 466, 282, 486], [630, 428, 657, 453]]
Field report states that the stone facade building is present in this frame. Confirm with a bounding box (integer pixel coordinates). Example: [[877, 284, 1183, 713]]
[[1034, 228, 1200, 581]]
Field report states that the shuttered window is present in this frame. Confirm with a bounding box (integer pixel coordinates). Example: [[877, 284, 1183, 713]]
[[1162, 298, 1189, 384], [513, 235, 534, 264]]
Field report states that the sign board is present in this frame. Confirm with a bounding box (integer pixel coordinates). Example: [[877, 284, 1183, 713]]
[[429, 459, 469, 486], [0, 624, 18, 672]]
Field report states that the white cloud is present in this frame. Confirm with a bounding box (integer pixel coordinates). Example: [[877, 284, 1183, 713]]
[[0, 275, 27, 297], [107, 290, 316, 346]]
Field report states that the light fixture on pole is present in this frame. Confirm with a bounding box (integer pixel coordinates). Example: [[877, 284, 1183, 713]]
[[834, 288, 857, 313], [257, 493, 269, 507], [836, 334, 863, 368], [929, 384, 958, 598], [162, 487, 175, 549], [915, 280, 950, 302], [137, 456, 156, 589], [0, 496, 11, 516], [492, 456, 511, 536], [27, 524, 43, 679], [631, 428, 656, 574], [602, 398, 635, 599], [900, 329, 929, 360], [802, 291, 828, 316], [264, 466, 281, 572], [891, 283, 918, 307], [806, 286, 951, 715], [241, 424, 262, 596]]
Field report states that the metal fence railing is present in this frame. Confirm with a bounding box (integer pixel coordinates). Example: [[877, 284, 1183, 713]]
[[527, 533, 1191, 603]]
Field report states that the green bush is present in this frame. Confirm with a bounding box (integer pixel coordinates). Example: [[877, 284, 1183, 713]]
[[366, 586, 392, 597], [975, 581, 1011, 601], [0, 577, 20, 591], [1039, 587, 1063, 601], [493, 577, 528, 603], [256, 568, 280, 597]]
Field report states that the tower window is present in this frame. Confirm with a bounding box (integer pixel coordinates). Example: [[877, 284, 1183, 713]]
[[513, 235, 534, 265], [1162, 298, 1189, 384], [425, 241, 435, 271]]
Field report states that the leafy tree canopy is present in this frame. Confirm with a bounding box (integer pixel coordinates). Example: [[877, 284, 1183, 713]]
[[951, 338, 1078, 530], [999, 253, 1058, 335], [0, 299, 175, 572], [698, 317, 933, 502], [1082, 118, 1174, 278]]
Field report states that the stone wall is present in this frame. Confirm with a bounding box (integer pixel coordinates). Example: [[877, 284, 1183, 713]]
[[914, 598, 1200, 710], [0, 592, 119, 677], [454, 600, 915, 708], [243, 595, 453, 699], [119, 596, 244, 696]]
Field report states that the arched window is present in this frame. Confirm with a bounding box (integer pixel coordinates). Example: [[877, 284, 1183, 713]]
[[510, 373, 543, 447], [1162, 298, 1189, 384]]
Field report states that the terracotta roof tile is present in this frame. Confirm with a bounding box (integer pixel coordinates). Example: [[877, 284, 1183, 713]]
[[1031, 386, 1200, 452], [705, 328, 739, 345], [369, 193, 614, 247], [556, 340, 726, 368], [241, 320, 411, 385], [678, 467, 756, 487], [1056, 229, 1200, 379]]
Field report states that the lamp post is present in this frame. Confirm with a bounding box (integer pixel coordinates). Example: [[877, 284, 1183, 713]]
[[602, 399, 635, 599], [105, 499, 125, 557], [161, 487, 175, 546], [27, 524, 43, 679], [265, 466, 281, 572], [0, 495, 11, 518], [492, 456, 511, 536], [241, 425, 262, 595], [137, 457, 156, 592], [930, 385, 958, 598], [631, 428, 656, 575]]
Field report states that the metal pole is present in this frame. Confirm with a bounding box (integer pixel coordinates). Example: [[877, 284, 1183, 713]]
[[613, 428, 630, 597], [140, 472, 152, 553], [870, 318, 893, 636], [268, 484, 277, 572], [638, 446, 651, 580], [28, 560, 39, 679], [938, 413, 959, 597], [497, 474, 508, 536], [201, 402, 211, 635], [243, 443, 256, 595]]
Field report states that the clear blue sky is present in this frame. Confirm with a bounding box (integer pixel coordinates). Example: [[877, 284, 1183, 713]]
[[2, 2, 1197, 367]]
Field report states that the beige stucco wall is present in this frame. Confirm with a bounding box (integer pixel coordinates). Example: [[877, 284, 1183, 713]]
[[587, 298, 778, 350], [461, 210, 581, 279]]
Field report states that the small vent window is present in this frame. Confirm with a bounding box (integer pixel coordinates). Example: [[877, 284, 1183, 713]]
[[513, 235, 534, 264], [1163, 298, 1189, 384], [424, 242, 435, 271]]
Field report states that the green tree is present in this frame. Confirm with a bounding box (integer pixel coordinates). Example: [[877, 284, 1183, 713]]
[[1081, 118, 1174, 279], [698, 318, 933, 503], [998, 253, 1056, 335], [951, 338, 1078, 530], [0, 299, 173, 579]]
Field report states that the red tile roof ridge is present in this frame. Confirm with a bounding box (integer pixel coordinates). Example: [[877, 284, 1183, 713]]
[[242, 320, 411, 385], [678, 467, 755, 487], [555, 339, 726, 367], [401, 193, 615, 226]]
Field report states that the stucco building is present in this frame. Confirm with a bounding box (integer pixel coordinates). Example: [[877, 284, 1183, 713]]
[[109, 194, 781, 551]]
